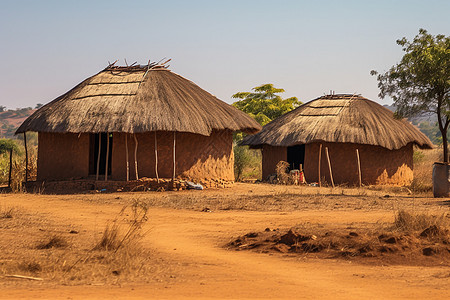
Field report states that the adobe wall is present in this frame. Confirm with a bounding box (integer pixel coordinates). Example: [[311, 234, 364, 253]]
[[37, 132, 89, 181], [261, 145, 287, 180], [304, 142, 413, 186], [112, 130, 234, 181]]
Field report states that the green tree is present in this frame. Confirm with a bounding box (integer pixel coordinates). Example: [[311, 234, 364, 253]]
[[232, 84, 301, 126], [371, 29, 449, 162], [0, 139, 20, 155]]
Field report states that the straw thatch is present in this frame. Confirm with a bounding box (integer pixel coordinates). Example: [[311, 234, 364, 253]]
[[16, 64, 261, 136], [242, 94, 433, 150]]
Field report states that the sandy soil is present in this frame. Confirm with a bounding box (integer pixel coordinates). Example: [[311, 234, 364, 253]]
[[0, 183, 449, 299]]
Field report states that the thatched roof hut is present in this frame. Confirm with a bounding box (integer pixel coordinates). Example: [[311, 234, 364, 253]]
[[243, 94, 432, 186], [17, 62, 261, 184], [17, 64, 259, 136]]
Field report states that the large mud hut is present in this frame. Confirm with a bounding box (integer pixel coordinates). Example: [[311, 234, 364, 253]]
[[242, 94, 433, 186], [16, 62, 261, 187]]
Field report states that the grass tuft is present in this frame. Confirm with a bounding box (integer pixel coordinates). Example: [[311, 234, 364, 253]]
[[393, 210, 449, 232], [0, 206, 15, 218], [36, 235, 69, 249]]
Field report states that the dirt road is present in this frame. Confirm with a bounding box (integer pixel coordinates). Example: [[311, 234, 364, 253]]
[[0, 190, 448, 299]]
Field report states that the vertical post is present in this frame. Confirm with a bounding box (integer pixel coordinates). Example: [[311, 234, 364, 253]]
[[125, 133, 129, 181], [172, 132, 176, 181], [104, 132, 110, 181], [96, 133, 101, 181], [8, 148, 13, 188], [325, 147, 335, 188], [154, 131, 159, 183], [23, 132, 28, 183], [134, 134, 139, 180], [356, 149, 362, 188], [318, 143, 322, 187]]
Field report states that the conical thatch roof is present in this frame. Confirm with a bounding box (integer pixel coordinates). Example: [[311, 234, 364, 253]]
[[242, 94, 433, 150], [16, 64, 261, 136]]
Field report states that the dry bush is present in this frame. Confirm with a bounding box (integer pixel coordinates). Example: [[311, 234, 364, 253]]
[[276, 161, 290, 184], [18, 261, 42, 273], [0, 142, 37, 192], [0, 205, 15, 218], [94, 199, 149, 251], [393, 210, 449, 232], [36, 235, 69, 249], [0, 200, 159, 285], [411, 148, 441, 194]]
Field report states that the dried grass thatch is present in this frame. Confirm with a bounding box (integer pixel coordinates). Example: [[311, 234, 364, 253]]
[[16, 64, 261, 136], [242, 94, 433, 150]]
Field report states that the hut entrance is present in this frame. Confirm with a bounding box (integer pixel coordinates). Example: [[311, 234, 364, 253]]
[[89, 133, 112, 176], [287, 144, 305, 171]]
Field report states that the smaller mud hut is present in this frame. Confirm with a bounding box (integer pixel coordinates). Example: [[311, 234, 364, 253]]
[[242, 94, 433, 186], [16, 61, 261, 188]]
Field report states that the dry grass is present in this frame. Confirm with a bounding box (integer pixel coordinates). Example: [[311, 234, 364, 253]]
[[393, 209, 449, 233], [0, 205, 15, 219], [36, 235, 69, 249], [94, 199, 148, 251], [0, 199, 166, 286], [411, 147, 441, 194]]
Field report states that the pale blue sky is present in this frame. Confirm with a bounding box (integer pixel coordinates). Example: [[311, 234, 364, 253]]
[[1, 0, 449, 109]]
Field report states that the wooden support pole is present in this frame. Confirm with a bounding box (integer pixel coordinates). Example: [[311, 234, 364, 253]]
[[104, 133, 110, 181], [8, 148, 12, 188], [318, 144, 322, 187], [125, 134, 129, 181], [172, 132, 176, 181], [325, 147, 335, 188], [154, 131, 159, 183], [134, 134, 139, 180], [96, 133, 101, 181], [356, 149, 362, 188], [23, 133, 28, 183]]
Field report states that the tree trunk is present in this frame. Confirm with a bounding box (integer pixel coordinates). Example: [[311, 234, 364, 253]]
[[436, 96, 449, 163], [442, 127, 449, 163]]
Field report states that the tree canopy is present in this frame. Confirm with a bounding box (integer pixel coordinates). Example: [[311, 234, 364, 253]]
[[0, 139, 20, 155], [232, 84, 301, 126], [371, 29, 449, 162]]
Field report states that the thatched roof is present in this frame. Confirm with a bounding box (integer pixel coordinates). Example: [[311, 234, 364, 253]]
[[16, 64, 261, 136], [242, 94, 433, 150]]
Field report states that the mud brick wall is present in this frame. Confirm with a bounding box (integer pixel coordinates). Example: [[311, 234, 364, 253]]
[[37, 132, 89, 181], [112, 129, 234, 181], [261, 145, 287, 180], [304, 142, 413, 186], [37, 130, 234, 182]]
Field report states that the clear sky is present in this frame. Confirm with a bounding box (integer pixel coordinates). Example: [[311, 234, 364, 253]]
[[0, 0, 449, 109]]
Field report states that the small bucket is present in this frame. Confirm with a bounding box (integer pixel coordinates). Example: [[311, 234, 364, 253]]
[[432, 162, 450, 198]]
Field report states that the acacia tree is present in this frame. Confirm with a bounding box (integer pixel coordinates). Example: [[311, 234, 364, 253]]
[[232, 84, 301, 126], [371, 29, 449, 162]]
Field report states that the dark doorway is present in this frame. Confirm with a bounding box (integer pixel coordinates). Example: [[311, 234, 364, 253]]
[[287, 144, 305, 171], [89, 133, 112, 175]]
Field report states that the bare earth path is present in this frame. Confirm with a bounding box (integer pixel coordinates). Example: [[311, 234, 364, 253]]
[[0, 189, 449, 299]]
